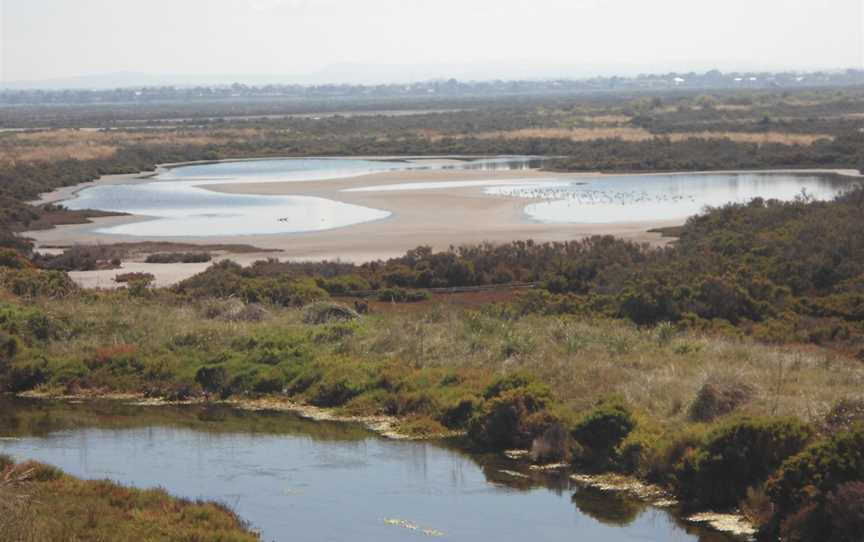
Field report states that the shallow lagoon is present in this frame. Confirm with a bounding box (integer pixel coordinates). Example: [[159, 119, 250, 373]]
[[62, 157, 853, 237], [0, 398, 736, 542], [485, 172, 850, 223], [64, 157, 541, 237]]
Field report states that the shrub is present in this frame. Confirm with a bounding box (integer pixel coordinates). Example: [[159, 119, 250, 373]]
[[302, 302, 359, 325], [195, 366, 227, 395], [3, 362, 47, 392], [468, 382, 554, 450], [824, 482, 864, 542], [0, 268, 76, 298], [531, 423, 572, 463], [376, 288, 430, 303], [0, 331, 18, 366], [688, 375, 755, 422], [676, 417, 814, 508], [439, 396, 479, 429], [482, 372, 538, 399], [88, 344, 143, 374], [570, 398, 636, 469], [0, 453, 13, 471], [316, 275, 370, 295], [0, 249, 31, 270], [145, 252, 211, 264], [767, 426, 864, 524], [114, 272, 155, 284], [307, 373, 366, 407]]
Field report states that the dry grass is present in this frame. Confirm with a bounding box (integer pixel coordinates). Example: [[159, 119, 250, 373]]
[[666, 131, 832, 145], [345, 309, 863, 427], [27, 295, 864, 431], [425, 127, 832, 145], [0, 127, 267, 164]]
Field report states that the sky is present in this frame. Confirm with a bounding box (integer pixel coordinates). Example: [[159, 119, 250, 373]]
[[0, 0, 862, 85]]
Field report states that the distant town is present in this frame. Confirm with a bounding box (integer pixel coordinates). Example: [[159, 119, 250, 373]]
[[2, 68, 862, 106]]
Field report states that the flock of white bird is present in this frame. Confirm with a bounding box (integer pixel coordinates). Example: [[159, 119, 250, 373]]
[[490, 184, 699, 207]]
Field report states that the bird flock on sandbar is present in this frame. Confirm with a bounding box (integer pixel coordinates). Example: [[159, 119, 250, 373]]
[[489, 184, 699, 207]]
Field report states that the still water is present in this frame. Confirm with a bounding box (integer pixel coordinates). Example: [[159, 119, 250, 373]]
[[0, 398, 736, 542], [62, 156, 852, 236], [63, 157, 542, 237], [486, 171, 851, 223]]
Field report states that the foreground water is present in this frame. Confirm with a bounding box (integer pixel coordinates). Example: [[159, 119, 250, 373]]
[[0, 398, 736, 542]]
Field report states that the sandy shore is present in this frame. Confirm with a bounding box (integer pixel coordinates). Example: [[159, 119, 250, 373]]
[[27, 161, 858, 288], [26, 166, 683, 287]]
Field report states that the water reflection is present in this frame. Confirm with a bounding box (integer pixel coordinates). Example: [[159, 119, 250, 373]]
[[0, 397, 738, 542]]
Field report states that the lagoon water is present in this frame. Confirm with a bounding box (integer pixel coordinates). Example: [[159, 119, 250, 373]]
[[486, 172, 851, 223], [64, 157, 541, 237], [62, 156, 852, 237], [0, 398, 735, 542]]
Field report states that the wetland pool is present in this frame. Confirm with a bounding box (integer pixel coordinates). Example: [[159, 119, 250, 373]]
[[0, 397, 739, 542]]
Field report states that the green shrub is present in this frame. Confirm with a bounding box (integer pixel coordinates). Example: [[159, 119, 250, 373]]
[[0, 268, 76, 298], [482, 372, 539, 399], [439, 396, 479, 429], [766, 425, 864, 530], [676, 417, 814, 508], [0, 453, 14, 471], [0, 248, 31, 270], [0, 331, 18, 366], [304, 359, 379, 407], [316, 275, 370, 295], [0, 302, 58, 342], [241, 331, 314, 366], [3, 361, 47, 392], [376, 288, 430, 303], [195, 366, 227, 395], [570, 398, 636, 469], [145, 252, 211, 264], [467, 382, 554, 450]]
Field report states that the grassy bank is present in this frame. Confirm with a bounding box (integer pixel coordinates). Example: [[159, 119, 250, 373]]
[[0, 455, 259, 542], [1, 281, 862, 540]]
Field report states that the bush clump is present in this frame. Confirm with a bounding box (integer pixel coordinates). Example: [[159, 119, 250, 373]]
[[688, 375, 755, 422], [302, 302, 360, 325], [570, 398, 636, 469], [0, 453, 14, 471], [114, 272, 155, 284], [376, 288, 430, 303], [145, 252, 212, 264], [468, 373, 555, 450], [764, 426, 864, 541], [675, 417, 814, 509]]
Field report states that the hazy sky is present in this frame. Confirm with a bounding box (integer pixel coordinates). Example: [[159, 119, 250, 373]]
[[1, 0, 862, 83]]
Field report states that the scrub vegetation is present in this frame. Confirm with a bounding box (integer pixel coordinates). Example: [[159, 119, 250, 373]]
[[0, 86, 862, 541], [0, 456, 259, 542]]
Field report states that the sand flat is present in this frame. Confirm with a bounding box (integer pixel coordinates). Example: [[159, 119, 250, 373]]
[[22, 165, 686, 287]]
